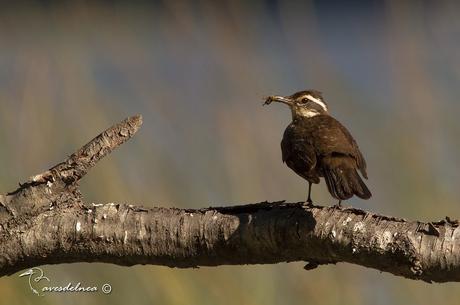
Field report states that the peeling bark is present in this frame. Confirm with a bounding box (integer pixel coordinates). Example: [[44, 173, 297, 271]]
[[0, 115, 459, 283]]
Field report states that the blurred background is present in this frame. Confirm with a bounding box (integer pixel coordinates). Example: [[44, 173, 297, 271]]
[[1, 0, 460, 304]]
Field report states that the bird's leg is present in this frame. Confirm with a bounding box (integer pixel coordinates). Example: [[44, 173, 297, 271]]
[[333, 200, 342, 208], [306, 182, 313, 206]]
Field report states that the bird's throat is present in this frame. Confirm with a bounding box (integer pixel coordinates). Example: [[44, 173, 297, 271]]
[[291, 108, 320, 119]]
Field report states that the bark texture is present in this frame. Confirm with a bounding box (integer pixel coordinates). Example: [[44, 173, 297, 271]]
[[0, 115, 459, 283]]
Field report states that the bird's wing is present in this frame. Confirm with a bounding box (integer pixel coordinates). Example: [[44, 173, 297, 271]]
[[310, 115, 368, 178]]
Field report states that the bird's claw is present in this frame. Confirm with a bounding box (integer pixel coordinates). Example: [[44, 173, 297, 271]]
[[333, 200, 344, 209]]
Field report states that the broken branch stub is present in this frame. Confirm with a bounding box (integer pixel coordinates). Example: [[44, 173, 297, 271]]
[[0, 115, 142, 223]]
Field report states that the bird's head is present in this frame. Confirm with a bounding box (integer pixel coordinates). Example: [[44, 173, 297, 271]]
[[264, 90, 329, 119]]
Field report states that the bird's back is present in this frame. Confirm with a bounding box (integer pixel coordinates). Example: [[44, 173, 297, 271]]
[[304, 115, 367, 178]]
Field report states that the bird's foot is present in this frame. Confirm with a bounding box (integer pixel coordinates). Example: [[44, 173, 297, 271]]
[[332, 200, 343, 209], [305, 199, 313, 207]]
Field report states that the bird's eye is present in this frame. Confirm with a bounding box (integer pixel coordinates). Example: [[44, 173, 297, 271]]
[[301, 98, 309, 104]]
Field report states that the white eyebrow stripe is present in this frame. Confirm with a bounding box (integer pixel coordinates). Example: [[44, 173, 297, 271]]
[[304, 94, 328, 111]]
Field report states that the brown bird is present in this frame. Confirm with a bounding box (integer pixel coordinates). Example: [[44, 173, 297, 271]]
[[264, 90, 371, 205]]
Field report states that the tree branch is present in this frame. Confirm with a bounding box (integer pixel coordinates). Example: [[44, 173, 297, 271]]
[[0, 116, 459, 283]]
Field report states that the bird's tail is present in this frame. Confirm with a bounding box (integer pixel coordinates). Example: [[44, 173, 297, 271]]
[[322, 156, 372, 200]]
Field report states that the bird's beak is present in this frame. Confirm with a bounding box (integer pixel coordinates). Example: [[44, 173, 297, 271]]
[[264, 95, 294, 106]]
